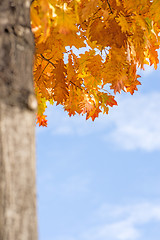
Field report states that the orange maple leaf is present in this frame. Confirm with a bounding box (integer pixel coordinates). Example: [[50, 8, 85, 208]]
[[36, 114, 48, 127]]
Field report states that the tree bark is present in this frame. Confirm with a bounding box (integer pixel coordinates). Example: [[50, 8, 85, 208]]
[[0, 0, 38, 240]]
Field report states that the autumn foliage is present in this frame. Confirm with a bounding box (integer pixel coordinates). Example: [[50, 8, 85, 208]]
[[30, 0, 160, 126]]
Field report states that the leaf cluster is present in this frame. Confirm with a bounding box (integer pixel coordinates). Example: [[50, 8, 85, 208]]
[[30, 0, 160, 126]]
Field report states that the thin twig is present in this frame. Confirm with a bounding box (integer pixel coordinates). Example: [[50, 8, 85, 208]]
[[37, 62, 49, 82], [41, 54, 84, 91], [69, 80, 83, 90], [106, 0, 113, 14], [40, 54, 56, 68]]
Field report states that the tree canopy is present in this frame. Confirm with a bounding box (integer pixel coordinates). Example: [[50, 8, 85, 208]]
[[30, 0, 160, 126]]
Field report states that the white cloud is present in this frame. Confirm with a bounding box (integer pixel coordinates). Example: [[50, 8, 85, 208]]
[[39, 201, 160, 240], [44, 201, 160, 240], [95, 202, 160, 223], [83, 220, 139, 240], [37, 92, 160, 151], [82, 202, 160, 240], [105, 92, 160, 151]]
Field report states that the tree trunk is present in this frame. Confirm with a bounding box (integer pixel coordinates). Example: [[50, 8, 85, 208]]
[[0, 0, 38, 240]]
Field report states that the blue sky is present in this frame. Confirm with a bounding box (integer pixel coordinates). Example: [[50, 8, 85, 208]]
[[36, 61, 160, 240]]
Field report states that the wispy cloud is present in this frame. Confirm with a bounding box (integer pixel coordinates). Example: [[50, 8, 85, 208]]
[[104, 92, 160, 151], [83, 220, 139, 240], [37, 92, 160, 151], [45, 202, 160, 240], [82, 202, 160, 240], [109, 92, 160, 150], [95, 202, 160, 223]]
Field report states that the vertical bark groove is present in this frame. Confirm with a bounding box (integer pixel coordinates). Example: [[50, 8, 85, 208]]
[[0, 0, 38, 239]]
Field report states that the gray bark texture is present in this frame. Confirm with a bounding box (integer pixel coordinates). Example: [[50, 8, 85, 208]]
[[0, 0, 38, 240]]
